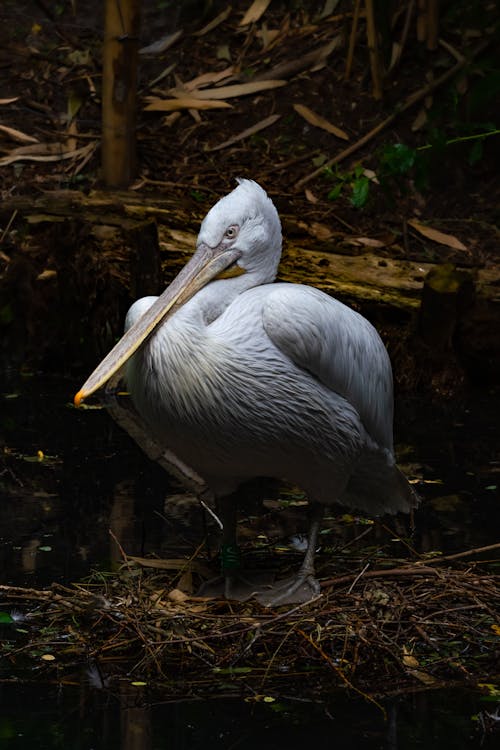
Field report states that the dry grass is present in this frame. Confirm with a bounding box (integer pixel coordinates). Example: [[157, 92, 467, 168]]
[[1, 543, 499, 705]]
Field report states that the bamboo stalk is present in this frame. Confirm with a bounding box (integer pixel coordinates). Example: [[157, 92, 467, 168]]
[[345, 0, 362, 80], [417, 0, 427, 43], [426, 0, 440, 50], [102, 0, 141, 187], [365, 0, 383, 99]]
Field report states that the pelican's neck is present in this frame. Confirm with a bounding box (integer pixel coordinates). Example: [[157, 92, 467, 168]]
[[177, 268, 273, 326]]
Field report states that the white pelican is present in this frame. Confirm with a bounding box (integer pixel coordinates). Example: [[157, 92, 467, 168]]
[[75, 179, 417, 605]]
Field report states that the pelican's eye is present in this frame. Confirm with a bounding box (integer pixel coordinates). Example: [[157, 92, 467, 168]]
[[224, 225, 239, 240]]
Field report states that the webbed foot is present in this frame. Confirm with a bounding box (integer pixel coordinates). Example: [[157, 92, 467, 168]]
[[255, 573, 321, 607], [197, 572, 274, 602]]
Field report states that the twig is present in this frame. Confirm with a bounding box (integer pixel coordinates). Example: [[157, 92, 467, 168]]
[[0, 210, 18, 244], [347, 562, 371, 594], [417, 542, 500, 566], [109, 528, 128, 562], [321, 565, 441, 589], [438, 37, 465, 63], [298, 628, 387, 719]]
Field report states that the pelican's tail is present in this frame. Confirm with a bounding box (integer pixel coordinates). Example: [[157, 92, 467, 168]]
[[341, 454, 419, 516]]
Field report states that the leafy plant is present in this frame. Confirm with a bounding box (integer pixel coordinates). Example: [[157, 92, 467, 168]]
[[376, 141, 428, 195], [323, 164, 373, 208]]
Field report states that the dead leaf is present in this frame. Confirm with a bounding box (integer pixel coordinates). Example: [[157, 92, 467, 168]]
[[209, 114, 280, 151], [162, 112, 182, 127], [217, 44, 231, 62], [127, 555, 211, 577], [140, 30, 183, 56], [362, 168, 379, 184], [185, 67, 235, 91], [258, 36, 341, 81], [168, 588, 189, 603], [351, 237, 386, 248], [257, 25, 281, 50], [171, 79, 287, 100], [67, 91, 83, 123], [240, 0, 272, 26], [0, 124, 39, 144], [194, 6, 233, 37], [305, 189, 318, 204], [0, 141, 95, 166], [293, 104, 349, 140], [309, 222, 333, 241], [412, 108, 428, 131], [408, 219, 467, 251], [408, 669, 439, 686], [188, 107, 202, 123], [144, 97, 232, 112], [390, 40, 405, 72], [402, 653, 420, 668], [0, 97, 19, 105], [37, 269, 57, 281]]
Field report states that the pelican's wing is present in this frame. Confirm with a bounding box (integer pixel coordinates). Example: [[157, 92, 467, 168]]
[[262, 284, 394, 451]]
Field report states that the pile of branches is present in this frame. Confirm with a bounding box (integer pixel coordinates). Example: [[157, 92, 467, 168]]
[[1, 544, 499, 705]]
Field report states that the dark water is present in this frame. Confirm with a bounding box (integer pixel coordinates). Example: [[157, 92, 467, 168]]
[[0, 683, 498, 750], [1, 376, 499, 749]]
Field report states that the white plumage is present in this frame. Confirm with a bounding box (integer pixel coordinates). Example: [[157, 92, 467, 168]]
[[76, 179, 417, 604]]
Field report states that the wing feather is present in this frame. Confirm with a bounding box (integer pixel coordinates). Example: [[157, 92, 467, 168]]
[[262, 284, 394, 451]]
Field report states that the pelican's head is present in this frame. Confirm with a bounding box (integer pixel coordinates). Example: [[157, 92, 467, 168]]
[[197, 178, 282, 284], [74, 180, 281, 406]]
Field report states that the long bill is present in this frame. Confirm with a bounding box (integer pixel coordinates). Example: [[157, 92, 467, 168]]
[[74, 242, 243, 407]]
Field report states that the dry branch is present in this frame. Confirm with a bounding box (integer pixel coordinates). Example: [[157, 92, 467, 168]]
[[0, 547, 498, 699]]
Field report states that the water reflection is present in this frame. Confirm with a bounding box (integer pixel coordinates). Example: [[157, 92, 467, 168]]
[[0, 681, 498, 750]]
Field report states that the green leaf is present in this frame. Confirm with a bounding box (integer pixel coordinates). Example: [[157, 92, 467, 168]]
[[380, 143, 417, 175], [0, 612, 14, 624], [327, 184, 343, 201], [351, 176, 370, 207], [213, 666, 253, 675]]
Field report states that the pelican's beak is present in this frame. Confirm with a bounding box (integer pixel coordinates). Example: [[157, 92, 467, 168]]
[[74, 242, 243, 406]]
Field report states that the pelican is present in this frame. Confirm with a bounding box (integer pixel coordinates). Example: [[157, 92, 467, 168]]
[[75, 179, 417, 605]]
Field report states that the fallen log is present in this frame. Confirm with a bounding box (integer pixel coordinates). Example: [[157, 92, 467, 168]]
[[0, 190, 499, 386]]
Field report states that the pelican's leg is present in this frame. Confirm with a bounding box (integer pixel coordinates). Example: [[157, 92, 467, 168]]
[[218, 494, 242, 596], [256, 502, 324, 607], [198, 494, 275, 601]]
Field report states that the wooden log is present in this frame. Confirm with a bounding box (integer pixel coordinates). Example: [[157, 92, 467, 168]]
[[418, 263, 474, 350], [1, 190, 499, 385]]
